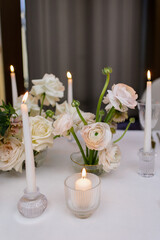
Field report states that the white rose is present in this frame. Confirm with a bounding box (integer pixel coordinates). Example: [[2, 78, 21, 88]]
[[30, 74, 65, 106], [15, 93, 40, 116], [99, 143, 121, 172], [104, 83, 138, 112], [55, 101, 95, 131], [0, 137, 25, 172], [29, 116, 54, 151], [53, 113, 73, 136], [81, 122, 112, 150]]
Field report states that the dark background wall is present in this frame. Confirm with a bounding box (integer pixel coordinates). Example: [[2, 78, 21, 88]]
[[1, 0, 160, 117], [0, 0, 24, 104]]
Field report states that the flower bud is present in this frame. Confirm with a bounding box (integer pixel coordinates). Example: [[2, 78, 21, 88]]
[[71, 100, 80, 108], [102, 67, 112, 75]]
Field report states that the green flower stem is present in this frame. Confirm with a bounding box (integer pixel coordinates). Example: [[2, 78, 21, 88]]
[[104, 106, 115, 123], [89, 150, 94, 165], [93, 151, 98, 165], [76, 106, 88, 125], [70, 127, 87, 164], [96, 73, 110, 122], [113, 118, 135, 144], [86, 146, 89, 158], [40, 93, 46, 115]]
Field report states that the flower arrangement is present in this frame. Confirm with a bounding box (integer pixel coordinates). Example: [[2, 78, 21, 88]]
[[53, 67, 138, 173], [0, 67, 138, 174], [0, 74, 64, 172]]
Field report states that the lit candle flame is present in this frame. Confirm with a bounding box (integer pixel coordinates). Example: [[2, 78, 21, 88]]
[[22, 92, 29, 103], [147, 70, 151, 81], [67, 71, 72, 79], [82, 168, 86, 178], [10, 65, 14, 73]]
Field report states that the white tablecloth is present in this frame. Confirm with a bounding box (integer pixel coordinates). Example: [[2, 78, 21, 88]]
[[0, 130, 160, 240]]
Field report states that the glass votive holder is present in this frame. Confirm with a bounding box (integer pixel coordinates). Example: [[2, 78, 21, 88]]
[[138, 148, 155, 177], [64, 173, 101, 218], [18, 187, 47, 218]]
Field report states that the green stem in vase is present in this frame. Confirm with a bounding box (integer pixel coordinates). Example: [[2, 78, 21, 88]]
[[86, 146, 89, 158], [96, 67, 112, 122], [93, 151, 98, 165], [72, 100, 88, 125], [70, 127, 87, 164], [113, 118, 135, 143], [104, 106, 115, 123], [40, 93, 46, 115], [88, 149, 94, 165]]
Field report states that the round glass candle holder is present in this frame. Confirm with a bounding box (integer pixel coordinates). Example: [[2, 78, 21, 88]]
[[64, 173, 101, 218], [18, 187, 47, 218], [138, 148, 155, 177]]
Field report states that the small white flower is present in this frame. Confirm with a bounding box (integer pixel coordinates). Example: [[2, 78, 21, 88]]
[[15, 93, 40, 116], [53, 113, 73, 136], [99, 143, 121, 172], [0, 137, 25, 172], [103, 83, 138, 112], [29, 116, 54, 152], [30, 74, 65, 106], [81, 122, 112, 151]]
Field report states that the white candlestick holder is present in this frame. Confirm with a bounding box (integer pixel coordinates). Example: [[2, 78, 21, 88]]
[[18, 187, 47, 218], [138, 148, 155, 177], [64, 173, 101, 218]]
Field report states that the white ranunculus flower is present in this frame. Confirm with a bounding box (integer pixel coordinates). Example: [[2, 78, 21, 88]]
[[0, 137, 25, 172], [53, 113, 73, 136], [29, 116, 54, 151], [103, 83, 138, 112], [30, 74, 65, 106], [15, 93, 40, 116], [99, 143, 121, 172], [55, 101, 95, 131], [81, 122, 112, 151]]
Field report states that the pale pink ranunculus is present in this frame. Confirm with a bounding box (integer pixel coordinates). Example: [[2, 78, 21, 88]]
[[55, 101, 95, 131], [104, 83, 138, 112], [53, 113, 73, 136], [99, 143, 121, 172], [0, 137, 25, 172], [81, 122, 112, 151]]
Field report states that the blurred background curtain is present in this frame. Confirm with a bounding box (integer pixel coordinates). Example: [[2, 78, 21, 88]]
[[26, 0, 144, 114]]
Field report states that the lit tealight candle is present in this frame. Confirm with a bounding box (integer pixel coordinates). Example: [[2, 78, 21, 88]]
[[21, 92, 36, 193], [10, 65, 18, 107], [75, 168, 92, 209], [144, 70, 152, 152], [67, 71, 73, 105]]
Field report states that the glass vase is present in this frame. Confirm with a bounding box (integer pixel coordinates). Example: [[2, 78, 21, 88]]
[[70, 151, 103, 176]]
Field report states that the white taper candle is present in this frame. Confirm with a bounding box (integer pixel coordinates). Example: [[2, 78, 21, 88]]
[[21, 92, 36, 193], [144, 70, 152, 152], [10, 65, 18, 107], [67, 71, 73, 105]]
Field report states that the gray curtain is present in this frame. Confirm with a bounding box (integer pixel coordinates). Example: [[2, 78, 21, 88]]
[[26, 0, 143, 114]]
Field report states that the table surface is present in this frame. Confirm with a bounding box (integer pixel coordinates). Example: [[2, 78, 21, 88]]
[[0, 130, 160, 240]]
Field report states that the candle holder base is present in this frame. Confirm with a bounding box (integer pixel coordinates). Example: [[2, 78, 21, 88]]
[[17, 187, 47, 218], [64, 173, 101, 218], [138, 148, 155, 177]]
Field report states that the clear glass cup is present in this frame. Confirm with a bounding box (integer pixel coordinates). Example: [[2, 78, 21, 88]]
[[64, 173, 101, 218], [137, 100, 160, 129], [138, 148, 155, 177]]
